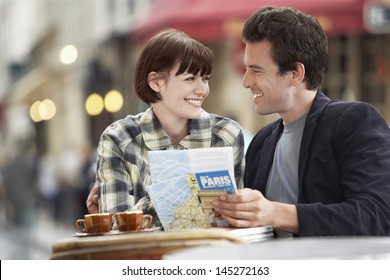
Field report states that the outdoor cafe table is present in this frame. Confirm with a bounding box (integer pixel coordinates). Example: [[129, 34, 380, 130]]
[[50, 228, 243, 260], [164, 236, 390, 260]]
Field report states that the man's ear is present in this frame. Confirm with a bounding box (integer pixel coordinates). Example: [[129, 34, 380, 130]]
[[148, 71, 161, 92], [291, 62, 305, 86]]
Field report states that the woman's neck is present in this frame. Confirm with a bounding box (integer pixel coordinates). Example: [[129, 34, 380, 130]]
[[152, 107, 189, 145]]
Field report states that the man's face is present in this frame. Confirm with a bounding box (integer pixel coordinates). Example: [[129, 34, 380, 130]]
[[242, 41, 296, 118]]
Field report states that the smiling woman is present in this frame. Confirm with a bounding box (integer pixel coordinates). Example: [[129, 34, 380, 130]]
[[91, 29, 245, 229]]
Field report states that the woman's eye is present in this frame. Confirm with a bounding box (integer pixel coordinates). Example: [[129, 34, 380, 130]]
[[185, 76, 195, 81], [203, 75, 211, 81]]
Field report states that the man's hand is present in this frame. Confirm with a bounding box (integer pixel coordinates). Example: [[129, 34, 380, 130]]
[[86, 184, 99, 214], [212, 188, 299, 234]]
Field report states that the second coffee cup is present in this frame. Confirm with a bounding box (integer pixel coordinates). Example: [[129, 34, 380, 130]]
[[116, 210, 153, 232]]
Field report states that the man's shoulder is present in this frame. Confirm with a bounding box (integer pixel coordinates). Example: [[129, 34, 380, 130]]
[[321, 99, 381, 119], [310, 91, 377, 117]]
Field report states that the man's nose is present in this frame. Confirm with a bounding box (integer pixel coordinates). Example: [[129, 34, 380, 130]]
[[242, 71, 252, 89]]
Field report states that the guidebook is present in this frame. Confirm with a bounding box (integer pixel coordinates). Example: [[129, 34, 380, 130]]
[[146, 147, 237, 231]]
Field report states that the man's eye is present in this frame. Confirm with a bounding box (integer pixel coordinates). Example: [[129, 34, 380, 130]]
[[246, 67, 261, 74]]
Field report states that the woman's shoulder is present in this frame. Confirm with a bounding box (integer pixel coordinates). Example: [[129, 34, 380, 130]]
[[206, 114, 244, 147], [101, 112, 145, 141], [208, 113, 243, 133]]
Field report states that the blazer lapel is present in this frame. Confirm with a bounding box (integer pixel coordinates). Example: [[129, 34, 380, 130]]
[[255, 121, 283, 192], [298, 91, 332, 197]]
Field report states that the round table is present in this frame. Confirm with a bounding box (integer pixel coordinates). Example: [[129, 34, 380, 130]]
[[51, 228, 243, 260]]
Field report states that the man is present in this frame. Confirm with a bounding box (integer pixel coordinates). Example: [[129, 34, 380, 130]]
[[212, 6, 390, 236]]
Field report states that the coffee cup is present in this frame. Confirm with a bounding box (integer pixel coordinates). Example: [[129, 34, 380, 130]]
[[115, 210, 153, 232], [76, 213, 112, 234]]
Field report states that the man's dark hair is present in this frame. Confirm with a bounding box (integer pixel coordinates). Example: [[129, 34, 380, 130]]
[[242, 6, 328, 90]]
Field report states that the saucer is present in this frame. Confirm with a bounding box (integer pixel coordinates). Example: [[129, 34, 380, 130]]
[[73, 227, 161, 237]]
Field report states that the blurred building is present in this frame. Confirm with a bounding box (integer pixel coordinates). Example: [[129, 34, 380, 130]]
[[0, 0, 390, 170], [0, 0, 152, 165]]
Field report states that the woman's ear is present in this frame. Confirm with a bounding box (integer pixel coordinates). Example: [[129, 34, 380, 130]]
[[291, 62, 305, 86], [148, 72, 163, 92]]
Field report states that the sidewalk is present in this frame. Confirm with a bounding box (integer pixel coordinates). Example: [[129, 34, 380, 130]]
[[0, 210, 74, 260]]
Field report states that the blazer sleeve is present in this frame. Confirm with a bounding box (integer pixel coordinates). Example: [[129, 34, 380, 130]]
[[297, 102, 390, 236]]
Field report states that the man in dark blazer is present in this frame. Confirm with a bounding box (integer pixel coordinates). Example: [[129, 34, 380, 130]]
[[212, 6, 390, 236]]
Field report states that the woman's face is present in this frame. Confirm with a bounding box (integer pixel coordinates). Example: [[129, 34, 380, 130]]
[[153, 63, 210, 121]]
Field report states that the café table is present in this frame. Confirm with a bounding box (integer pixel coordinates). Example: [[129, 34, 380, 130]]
[[164, 236, 390, 260], [51, 228, 244, 260]]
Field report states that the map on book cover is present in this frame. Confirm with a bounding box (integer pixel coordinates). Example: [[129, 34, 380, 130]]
[[147, 147, 237, 231], [148, 147, 236, 186], [146, 176, 206, 230]]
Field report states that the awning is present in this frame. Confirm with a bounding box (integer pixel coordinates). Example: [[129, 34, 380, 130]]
[[134, 0, 367, 42]]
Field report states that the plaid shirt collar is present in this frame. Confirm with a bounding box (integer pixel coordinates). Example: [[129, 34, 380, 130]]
[[140, 107, 212, 150]]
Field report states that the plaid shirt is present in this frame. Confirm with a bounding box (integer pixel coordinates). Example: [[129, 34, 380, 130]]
[[96, 107, 245, 227]]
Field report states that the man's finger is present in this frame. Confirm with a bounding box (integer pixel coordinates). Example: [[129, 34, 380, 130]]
[[220, 188, 261, 203], [220, 214, 259, 228]]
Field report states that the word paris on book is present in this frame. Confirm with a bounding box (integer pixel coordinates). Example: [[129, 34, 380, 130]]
[[195, 170, 234, 192], [197, 173, 232, 189]]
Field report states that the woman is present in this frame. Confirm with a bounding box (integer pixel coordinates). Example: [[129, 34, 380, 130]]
[[88, 29, 245, 227]]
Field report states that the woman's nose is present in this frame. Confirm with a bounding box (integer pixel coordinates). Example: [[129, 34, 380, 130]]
[[195, 80, 209, 95]]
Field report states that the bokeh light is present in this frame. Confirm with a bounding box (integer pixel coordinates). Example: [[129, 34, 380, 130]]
[[59, 44, 78, 64], [29, 98, 57, 122], [30, 101, 43, 122], [104, 90, 123, 113], [41, 99, 56, 120], [85, 93, 104, 116]]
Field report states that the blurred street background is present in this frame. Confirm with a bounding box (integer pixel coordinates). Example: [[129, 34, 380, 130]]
[[1, 0, 390, 259]]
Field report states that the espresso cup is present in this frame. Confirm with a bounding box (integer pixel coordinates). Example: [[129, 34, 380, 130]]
[[115, 210, 153, 232], [76, 213, 112, 234]]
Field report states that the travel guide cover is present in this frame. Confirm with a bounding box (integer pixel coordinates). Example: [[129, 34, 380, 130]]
[[147, 147, 237, 231]]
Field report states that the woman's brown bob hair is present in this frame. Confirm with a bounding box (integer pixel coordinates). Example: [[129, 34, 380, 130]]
[[134, 29, 214, 104]]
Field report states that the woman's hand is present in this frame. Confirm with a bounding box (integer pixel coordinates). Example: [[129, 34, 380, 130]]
[[86, 184, 99, 214]]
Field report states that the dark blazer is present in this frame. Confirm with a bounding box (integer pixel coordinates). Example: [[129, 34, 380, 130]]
[[244, 91, 390, 236]]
